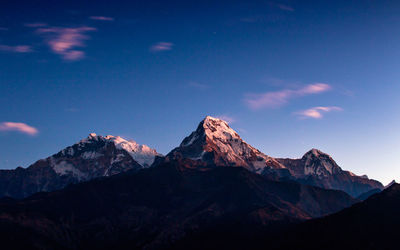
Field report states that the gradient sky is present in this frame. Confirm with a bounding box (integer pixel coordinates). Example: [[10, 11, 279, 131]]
[[1, 0, 399, 184]]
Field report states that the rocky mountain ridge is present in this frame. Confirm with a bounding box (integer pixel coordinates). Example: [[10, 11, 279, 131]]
[[165, 116, 383, 197], [0, 133, 161, 198]]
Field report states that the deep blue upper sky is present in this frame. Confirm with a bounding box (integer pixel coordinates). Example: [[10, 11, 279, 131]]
[[1, 0, 399, 184]]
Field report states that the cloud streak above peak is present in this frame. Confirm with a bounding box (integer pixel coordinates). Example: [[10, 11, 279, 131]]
[[245, 83, 331, 109], [295, 106, 342, 119], [0, 122, 38, 136]]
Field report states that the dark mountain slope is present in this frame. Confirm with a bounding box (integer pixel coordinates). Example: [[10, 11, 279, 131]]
[[357, 188, 381, 200], [275, 183, 400, 250], [0, 160, 356, 250]]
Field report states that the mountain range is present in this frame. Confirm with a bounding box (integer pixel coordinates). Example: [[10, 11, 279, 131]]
[[0, 115, 395, 249], [0, 116, 382, 199], [165, 116, 382, 197]]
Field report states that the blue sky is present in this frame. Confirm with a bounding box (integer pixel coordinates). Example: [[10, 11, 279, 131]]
[[1, 0, 399, 184]]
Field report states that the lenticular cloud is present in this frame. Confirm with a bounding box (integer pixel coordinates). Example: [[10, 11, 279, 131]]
[[0, 122, 38, 135]]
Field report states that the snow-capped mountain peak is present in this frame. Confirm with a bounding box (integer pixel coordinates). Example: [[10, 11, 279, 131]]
[[89, 132, 97, 137], [0, 133, 163, 198], [77, 132, 102, 145], [180, 116, 240, 147], [104, 135, 161, 167], [302, 148, 330, 159], [202, 116, 240, 141], [168, 116, 287, 173], [74, 133, 161, 167], [52, 133, 161, 183], [306, 148, 323, 157], [301, 148, 342, 177]]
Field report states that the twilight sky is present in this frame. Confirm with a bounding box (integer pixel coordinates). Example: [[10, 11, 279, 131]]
[[1, 0, 399, 184]]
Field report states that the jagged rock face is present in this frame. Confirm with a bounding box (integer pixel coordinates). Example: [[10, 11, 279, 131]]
[[0, 133, 161, 199], [276, 149, 383, 197], [166, 116, 286, 173]]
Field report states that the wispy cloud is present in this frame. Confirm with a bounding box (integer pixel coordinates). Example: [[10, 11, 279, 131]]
[[150, 42, 173, 52], [24, 22, 47, 28], [216, 115, 236, 124], [295, 106, 342, 119], [245, 83, 331, 109], [188, 81, 209, 89], [0, 44, 32, 53], [89, 16, 114, 21], [0, 27, 8, 31], [276, 3, 294, 12], [36, 26, 96, 61], [0, 122, 38, 136]]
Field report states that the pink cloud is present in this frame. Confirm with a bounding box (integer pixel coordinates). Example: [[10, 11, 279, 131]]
[[245, 83, 332, 109], [0, 44, 32, 53], [89, 16, 114, 21], [0, 122, 38, 136], [298, 83, 332, 95], [245, 89, 292, 109], [150, 42, 173, 52], [295, 106, 342, 119], [36, 26, 96, 61]]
